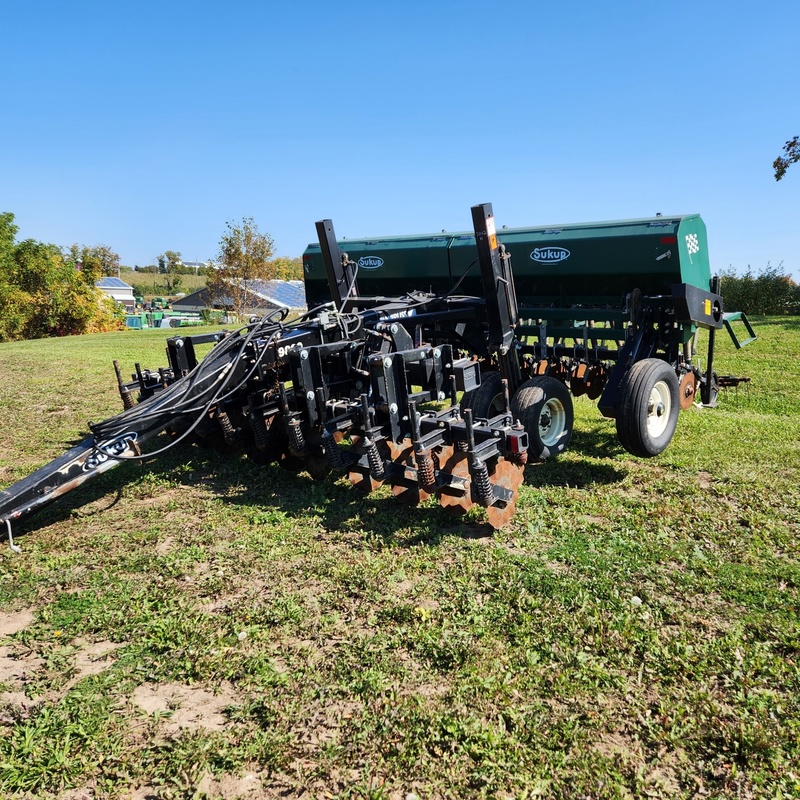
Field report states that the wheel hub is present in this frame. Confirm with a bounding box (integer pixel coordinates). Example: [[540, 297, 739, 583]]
[[648, 399, 666, 416]]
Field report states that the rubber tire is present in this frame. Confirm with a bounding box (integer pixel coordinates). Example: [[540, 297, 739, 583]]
[[460, 371, 505, 419], [615, 358, 680, 457], [510, 376, 574, 461]]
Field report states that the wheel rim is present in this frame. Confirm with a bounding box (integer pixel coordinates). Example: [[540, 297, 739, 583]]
[[646, 380, 672, 438], [539, 398, 567, 447]]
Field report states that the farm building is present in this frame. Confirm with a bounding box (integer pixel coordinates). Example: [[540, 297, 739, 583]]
[[172, 279, 306, 315], [95, 277, 136, 311]]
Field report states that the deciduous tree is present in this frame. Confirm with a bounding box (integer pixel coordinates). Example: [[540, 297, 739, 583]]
[[773, 135, 800, 181], [210, 217, 276, 317], [0, 213, 122, 341], [66, 244, 121, 281], [156, 250, 184, 293], [269, 256, 303, 281]]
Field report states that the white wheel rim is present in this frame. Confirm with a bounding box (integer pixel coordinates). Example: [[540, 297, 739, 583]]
[[539, 398, 566, 447], [646, 380, 672, 438]]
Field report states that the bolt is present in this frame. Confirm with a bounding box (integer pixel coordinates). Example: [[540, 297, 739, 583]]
[[306, 391, 315, 401], [300, 350, 309, 360], [433, 348, 441, 359], [390, 324, 399, 334], [438, 391, 446, 401], [383, 357, 393, 368], [389, 403, 398, 414]]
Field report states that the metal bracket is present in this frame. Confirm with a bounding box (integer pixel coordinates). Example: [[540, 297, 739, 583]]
[[723, 311, 757, 349]]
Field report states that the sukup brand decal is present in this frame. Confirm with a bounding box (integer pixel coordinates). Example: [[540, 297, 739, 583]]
[[357, 256, 384, 270], [530, 247, 570, 264]]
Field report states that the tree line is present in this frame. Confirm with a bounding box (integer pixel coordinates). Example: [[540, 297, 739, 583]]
[[720, 265, 800, 316], [0, 214, 304, 342], [0, 213, 123, 342]]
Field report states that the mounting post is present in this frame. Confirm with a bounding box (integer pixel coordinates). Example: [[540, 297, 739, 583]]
[[701, 275, 720, 406], [316, 219, 359, 309], [471, 203, 522, 394]]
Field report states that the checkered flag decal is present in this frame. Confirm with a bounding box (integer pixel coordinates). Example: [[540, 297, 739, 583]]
[[685, 233, 700, 256]]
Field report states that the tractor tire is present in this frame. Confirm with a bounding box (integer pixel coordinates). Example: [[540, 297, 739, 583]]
[[510, 376, 573, 461], [615, 358, 680, 457], [460, 371, 505, 419]]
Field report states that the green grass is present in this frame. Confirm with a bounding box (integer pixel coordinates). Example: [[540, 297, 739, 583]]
[[121, 269, 207, 299], [1, 318, 799, 799]]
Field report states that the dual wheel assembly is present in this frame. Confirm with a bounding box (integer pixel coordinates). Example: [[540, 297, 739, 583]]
[[466, 359, 684, 461], [461, 371, 574, 461]]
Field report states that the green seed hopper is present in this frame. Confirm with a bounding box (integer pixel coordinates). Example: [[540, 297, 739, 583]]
[[303, 211, 755, 458], [306, 214, 718, 305]]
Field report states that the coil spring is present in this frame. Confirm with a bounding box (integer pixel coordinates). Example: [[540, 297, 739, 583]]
[[455, 440, 469, 453], [120, 388, 135, 411], [323, 431, 345, 470], [366, 439, 386, 480], [509, 451, 529, 466], [416, 450, 435, 487], [288, 420, 306, 457], [250, 413, 270, 451], [471, 460, 494, 506], [217, 410, 238, 445]]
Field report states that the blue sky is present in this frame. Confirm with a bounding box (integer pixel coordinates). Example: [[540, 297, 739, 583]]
[[1, 0, 798, 280]]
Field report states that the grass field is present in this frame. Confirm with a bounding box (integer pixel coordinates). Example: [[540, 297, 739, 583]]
[[1, 319, 799, 799], [120, 271, 207, 300]]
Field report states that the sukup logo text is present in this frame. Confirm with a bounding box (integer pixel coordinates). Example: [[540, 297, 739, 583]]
[[530, 247, 570, 264], [357, 256, 384, 270]]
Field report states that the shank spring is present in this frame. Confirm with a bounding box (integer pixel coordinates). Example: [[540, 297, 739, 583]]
[[366, 439, 386, 480], [287, 420, 306, 457], [416, 449, 436, 487], [323, 430, 345, 470], [216, 410, 238, 445], [471, 460, 493, 506], [250, 411, 270, 451]]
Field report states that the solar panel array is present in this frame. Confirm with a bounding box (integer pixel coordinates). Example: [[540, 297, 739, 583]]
[[245, 280, 306, 309], [95, 277, 133, 289]]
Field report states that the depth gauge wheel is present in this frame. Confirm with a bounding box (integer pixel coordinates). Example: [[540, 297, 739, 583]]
[[615, 358, 680, 457], [460, 371, 504, 419], [510, 376, 574, 461]]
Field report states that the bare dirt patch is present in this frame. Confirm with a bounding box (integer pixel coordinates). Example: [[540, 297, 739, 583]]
[[0, 608, 35, 637], [0, 645, 43, 696], [0, 646, 44, 722], [593, 731, 642, 760], [196, 770, 273, 799], [697, 471, 714, 489], [392, 578, 416, 595], [61, 638, 125, 690], [131, 681, 240, 733], [57, 788, 98, 800], [2, 636, 125, 714], [129, 787, 159, 800]]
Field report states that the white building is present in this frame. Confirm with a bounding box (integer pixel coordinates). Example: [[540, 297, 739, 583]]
[[95, 277, 136, 311]]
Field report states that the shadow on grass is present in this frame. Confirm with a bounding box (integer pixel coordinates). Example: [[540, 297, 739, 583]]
[[6, 426, 629, 550]]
